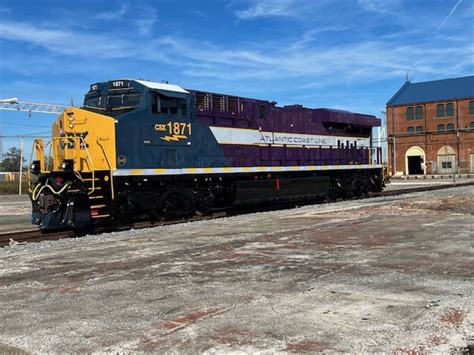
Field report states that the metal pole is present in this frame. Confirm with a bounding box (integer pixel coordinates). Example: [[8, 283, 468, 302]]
[[389, 136, 396, 176], [377, 127, 381, 149], [393, 137, 396, 175], [18, 136, 23, 195]]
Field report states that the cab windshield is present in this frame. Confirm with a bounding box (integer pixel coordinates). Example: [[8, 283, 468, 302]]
[[83, 89, 141, 116]]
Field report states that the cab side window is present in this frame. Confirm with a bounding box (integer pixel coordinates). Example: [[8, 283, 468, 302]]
[[151, 93, 187, 116]]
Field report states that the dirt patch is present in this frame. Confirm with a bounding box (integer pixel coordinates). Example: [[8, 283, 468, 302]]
[[285, 339, 328, 352], [394, 345, 427, 354], [440, 308, 465, 326], [162, 308, 222, 332], [427, 334, 448, 346]]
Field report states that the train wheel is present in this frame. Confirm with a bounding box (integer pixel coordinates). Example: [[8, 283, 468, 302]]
[[159, 189, 194, 218]]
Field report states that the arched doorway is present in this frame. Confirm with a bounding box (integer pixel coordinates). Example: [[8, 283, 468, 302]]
[[437, 146, 456, 174], [405, 146, 425, 175]]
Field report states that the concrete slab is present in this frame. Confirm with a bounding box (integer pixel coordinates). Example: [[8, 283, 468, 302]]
[[0, 186, 472, 352], [384, 177, 473, 191], [0, 195, 32, 233]]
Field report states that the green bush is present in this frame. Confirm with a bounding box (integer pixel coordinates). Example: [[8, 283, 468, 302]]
[[0, 181, 30, 195]]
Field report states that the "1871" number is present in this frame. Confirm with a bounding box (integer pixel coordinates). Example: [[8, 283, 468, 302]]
[[167, 122, 192, 135]]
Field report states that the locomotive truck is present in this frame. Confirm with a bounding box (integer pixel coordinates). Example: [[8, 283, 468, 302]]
[[29, 79, 383, 230]]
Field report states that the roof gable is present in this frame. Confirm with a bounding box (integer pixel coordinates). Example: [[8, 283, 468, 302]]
[[386, 75, 474, 106]]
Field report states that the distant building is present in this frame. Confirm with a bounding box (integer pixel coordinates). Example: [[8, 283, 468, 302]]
[[386, 75, 474, 175]]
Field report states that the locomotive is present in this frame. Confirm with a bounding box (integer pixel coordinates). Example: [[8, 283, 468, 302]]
[[29, 79, 383, 230]]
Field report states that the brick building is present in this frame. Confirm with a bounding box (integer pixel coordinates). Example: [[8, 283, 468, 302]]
[[386, 75, 474, 175]]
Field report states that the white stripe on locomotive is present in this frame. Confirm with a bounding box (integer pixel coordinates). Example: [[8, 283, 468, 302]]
[[208, 126, 371, 148]]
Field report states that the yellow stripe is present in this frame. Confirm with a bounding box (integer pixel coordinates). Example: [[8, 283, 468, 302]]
[[113, 164, 382, 177]]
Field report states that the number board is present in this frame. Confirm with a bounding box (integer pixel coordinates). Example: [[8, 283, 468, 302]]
[[110, 80, 130, 89], [154, 121, 192, 143]]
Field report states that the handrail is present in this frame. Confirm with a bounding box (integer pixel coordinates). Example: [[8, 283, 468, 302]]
[[77, 136, 96, 195], [28, 136, 98, 195], [96, 138, 115, 199]]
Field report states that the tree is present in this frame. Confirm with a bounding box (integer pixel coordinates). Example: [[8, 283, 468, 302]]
[[1, 147, 24, 172]]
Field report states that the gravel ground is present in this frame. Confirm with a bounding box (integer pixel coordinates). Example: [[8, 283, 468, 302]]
[[0, 186, 473, 353]]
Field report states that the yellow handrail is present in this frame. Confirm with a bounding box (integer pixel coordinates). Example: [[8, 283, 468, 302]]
[[29, 136, 99, 195]]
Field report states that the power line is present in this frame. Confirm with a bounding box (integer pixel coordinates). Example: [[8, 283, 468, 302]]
[[0, 121, 50, 128], [0, 132, 51, 138]]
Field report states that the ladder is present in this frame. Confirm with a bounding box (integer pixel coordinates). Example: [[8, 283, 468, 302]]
[[82, 173, 111, 220]]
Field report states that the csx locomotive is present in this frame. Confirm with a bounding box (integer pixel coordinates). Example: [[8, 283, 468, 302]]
[[29, 79, 383, 230]]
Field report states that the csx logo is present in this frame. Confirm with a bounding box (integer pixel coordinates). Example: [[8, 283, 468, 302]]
[[60, 132, 89, 150]]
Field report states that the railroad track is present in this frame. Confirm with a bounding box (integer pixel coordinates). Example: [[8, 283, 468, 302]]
[[1, 181, 473, 247], [0, 229, 75, 247]]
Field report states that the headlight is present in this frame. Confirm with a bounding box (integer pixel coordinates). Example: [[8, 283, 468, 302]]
[[61, 159, 73, 171], [30, 160, 41, 174]]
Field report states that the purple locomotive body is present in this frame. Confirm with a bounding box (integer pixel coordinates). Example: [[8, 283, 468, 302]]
[[191, 89, 381, 169]]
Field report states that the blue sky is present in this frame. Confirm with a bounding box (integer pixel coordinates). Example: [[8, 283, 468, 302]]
[[0, 0, 473, 155]]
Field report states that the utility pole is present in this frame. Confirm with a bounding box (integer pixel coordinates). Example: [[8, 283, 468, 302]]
[[0, 122, 3, 164], [18, 135, 24, 195], [379, 111, 387, 149]]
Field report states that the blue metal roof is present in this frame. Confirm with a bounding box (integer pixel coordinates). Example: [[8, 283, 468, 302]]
[[386, 75, 474, 106]]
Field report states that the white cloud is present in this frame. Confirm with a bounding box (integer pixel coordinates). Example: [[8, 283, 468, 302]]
[[93, 4, 129, 21], [0, 5, 472, 98], [0, 22, 132, 58], [357, 0, 399, 14], [233, 0, 298, 19]]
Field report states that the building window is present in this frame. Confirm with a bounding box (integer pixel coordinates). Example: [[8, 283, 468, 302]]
[[406, 106, 414, 120], [470, 122, 474, 130], [441, 161, 453, 169], [407, 127, 415, 134], [437, 124, 445, 132], [470, 101, 474, 115], [446, 123, 455, 131], [415, 106, 423, 120], [436, 104, 445, 117], [446, 103, 454, 116], [415, 126, 424, 133]]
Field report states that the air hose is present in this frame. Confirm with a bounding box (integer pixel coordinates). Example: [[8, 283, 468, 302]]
[[31, 180, 71, 201]]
